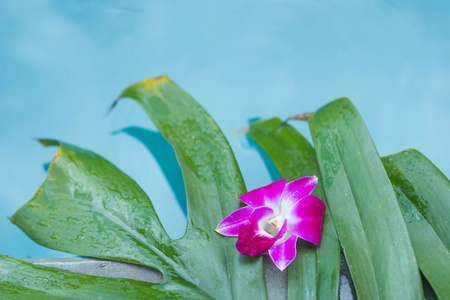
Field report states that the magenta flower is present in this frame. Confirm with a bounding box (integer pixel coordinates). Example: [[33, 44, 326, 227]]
[[215, 177, 326, 271]]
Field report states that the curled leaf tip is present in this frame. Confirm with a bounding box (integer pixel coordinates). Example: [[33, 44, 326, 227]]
[[107, 75, 171, 116], [287, 112, 314, 122], [37, 139, 60, 147], [276, 112, 314, 134], [106, 98, 120, 116]]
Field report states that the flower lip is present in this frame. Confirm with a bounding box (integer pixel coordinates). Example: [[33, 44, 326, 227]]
[[236, 209, 288, 257]]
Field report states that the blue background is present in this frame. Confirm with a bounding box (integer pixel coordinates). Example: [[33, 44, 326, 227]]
[[1, 0, 449, 258]]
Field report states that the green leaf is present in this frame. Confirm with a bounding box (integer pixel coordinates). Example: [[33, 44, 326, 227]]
[[247, 117, 340, 300], [381, 149, 450, 249], [309, 98, 423, 299], [382, 150, 450, 299], [0, 254, 209, 299], [8, 76, 267, 299]]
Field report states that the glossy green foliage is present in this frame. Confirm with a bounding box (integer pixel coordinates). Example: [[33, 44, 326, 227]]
[[309, 98, 423, 299], [247, 114, 449, 299], [0, 254, 208, 299], [382, 150, 450, 299], [382, 150, 450, 249], [247, 118, 340, 300], [7, 77, 267, 299]]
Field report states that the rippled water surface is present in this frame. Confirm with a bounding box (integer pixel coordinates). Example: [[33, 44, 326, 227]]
[[1, 0, 449, 258]]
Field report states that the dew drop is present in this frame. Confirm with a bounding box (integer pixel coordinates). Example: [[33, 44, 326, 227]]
[[37, 219, 50, 227]]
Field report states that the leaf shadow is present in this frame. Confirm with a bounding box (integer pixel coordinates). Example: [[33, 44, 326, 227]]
[[113, 126, 187, 216], [246, 119, 282, 182], [43, 162, 50, 172]]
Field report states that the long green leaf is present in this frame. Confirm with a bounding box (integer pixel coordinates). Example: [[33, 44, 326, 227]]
[[116, 76, 267, 299], [382, 150, 450, 249], [8, 76, 267, 299], [309, 98, 422, 299], [382, 150, 450, 299], [247, 117, 340, 300], [0, 254, 209, 299]]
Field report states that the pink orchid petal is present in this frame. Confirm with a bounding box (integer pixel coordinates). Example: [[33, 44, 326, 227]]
[[239, 178, 287, 209], [287, 195, 326, 245], [236, 207, 287, 256], [280, 176, 318, 214], [215, 206, 253, 236], [269, 234, 298, 271]]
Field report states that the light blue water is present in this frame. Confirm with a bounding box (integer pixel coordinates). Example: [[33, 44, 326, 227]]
[[1, 0, 449, 258]]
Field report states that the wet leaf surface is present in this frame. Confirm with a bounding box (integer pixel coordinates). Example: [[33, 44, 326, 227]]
[[308, 98, 423, 299], [382, 150, 450, 299], [247, 117, 340, 300], [5, 77, 267, 299]]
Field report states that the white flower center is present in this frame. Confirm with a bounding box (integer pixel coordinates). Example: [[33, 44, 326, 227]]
[[263, 215, 284, 237]]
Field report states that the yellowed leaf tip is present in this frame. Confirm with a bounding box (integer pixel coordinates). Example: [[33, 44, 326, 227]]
[[135, 75, 170, 89]]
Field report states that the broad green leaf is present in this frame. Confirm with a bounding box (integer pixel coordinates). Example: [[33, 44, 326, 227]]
[[9, 76, 267, 299], [382, 150, 450, 299], [9, 140, 208, 298], [309, 98, 422, 299], [0, 254, 209, 299], [247, 117, 340, 300]]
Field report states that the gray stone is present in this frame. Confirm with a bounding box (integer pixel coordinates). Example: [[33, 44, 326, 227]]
[[24, 257, 163, 284], [24, 254, 355, 299]]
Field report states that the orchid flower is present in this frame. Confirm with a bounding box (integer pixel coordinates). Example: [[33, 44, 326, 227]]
[[215, 177, 326, 271]]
